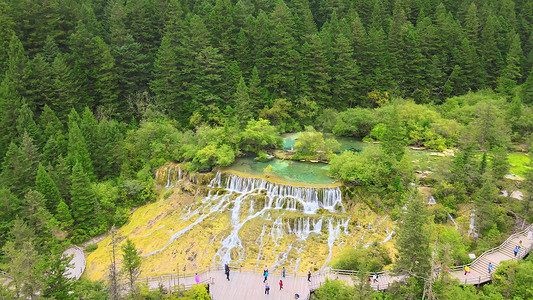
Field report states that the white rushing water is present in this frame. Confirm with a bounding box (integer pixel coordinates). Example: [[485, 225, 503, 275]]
[[210, 172, 343, 214], [143, 192, 230, 257], [148, 171, 350, 269], [448, 213, 459, 231]]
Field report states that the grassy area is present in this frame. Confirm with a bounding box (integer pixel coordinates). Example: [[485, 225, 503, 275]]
[[508, 152, 531, 177]]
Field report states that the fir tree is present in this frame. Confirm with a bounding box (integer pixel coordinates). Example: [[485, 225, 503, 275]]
[[67, 112, 94, 177], [69, 161, 97, 232], [522, 68, 533, 105], [2, 218, 43, 299], [43, 246, 77, 299], [55, 200, 74, 231], [0, 132, 40, 197], [497, 33, 524, 96], [35, 163, 63, 214], [121, 238, 141, 295], [394, 191, 431, 279]]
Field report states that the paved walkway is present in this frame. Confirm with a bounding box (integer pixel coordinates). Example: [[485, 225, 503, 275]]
[[135, 225, 533, 299], [63, 246, 86, 280]]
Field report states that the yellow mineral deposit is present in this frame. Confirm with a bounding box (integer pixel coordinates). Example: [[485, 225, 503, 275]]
[[84, 163, 395, 281]]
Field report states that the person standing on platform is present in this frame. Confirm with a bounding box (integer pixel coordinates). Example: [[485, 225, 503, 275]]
[[264, 270, 269, 283], [307, 271, 311, 282], [488, 262, 494, 274], [279, 279, 283, 290], [282, 267, 286, 278], [265, 282, 270, 295], [225, 264, 230, 281], [195, 272, 200, 284]]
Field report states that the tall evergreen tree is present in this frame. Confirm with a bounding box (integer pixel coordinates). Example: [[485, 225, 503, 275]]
[[498, 33, 524, 96], [522, 68, 533, 105], [35, 163, 63, 214], [394, 191, 431, 279], [480, 15, 505, 87], [301, 34, 331, 107], [0, 132, 40, 197], [67, 111, 94, 177], [331, 33, 361, 108], [121, 238, 141, 295], [69, 161, 97, 233], [0, 34, 27, 160], [2, 218, 43, 299]]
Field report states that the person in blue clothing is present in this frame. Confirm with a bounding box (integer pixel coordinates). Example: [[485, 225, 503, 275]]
[[264, 270, 268, 283], [514, 245, 520, 257], [488, 262, 494, 274], [265, 282, 270, 295], [282, 266, 286, 278]]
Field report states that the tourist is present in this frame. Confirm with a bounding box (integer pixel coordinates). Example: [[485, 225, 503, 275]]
[[265, 282, 270, 295], [373, 274, 378, 283], [279, 279, 283, 290], [264, 270, 269, 283], [195, 272, 200, 284], [282, 266, 286, 278], [307, 271, 311, 282], [225, 264, 230, 281], [464, 265, 470, 275], [264, 265, 268, 275], [488, 262, 493, 274], [514, 245, 520, 257]]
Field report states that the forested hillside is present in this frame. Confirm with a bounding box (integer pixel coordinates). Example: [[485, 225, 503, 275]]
[[1, 0, 533, 299]]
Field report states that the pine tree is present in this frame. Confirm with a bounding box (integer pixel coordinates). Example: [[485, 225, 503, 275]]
[[301, 34, 331, 107], [50, 54, 83, 120], [497, 33, 524, 96], [0, 188, 21, 249], [108, 0, 150, 100], [480, 15, 505, 87], [121, 238, 141, 295], [0, 34, 26, 160], [491, 147, 509, 180], [21, 190, 56, 245], [51, 156, 71, 203], [394, 191, 431, 279], [233, 77, 252, 123], [2, 218, 43, 299], [70, 161, 97, 232], [15, 101, 42, 146], [67, 112, 94, 177], [522, 68, 533, 105], [331, 33, 361, 109], [0, 132, 40, 197], [55, 200, 74, 230], [43, 246, 77, 299], [35, 163, 63, 214], [464, 3, 480, 45], [208, 0, 236, 56], [248, 66, 265, 113], [474, 172, 500, 234], [380, 104, 405, 161]]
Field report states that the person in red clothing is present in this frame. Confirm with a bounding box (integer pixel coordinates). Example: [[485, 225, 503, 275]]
[[279, 279, 283, 290]]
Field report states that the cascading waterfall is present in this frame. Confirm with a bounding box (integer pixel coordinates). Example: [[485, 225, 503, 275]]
[[146, 170, 353, 270], [256, 224, 268, 262], [165, 166, 184, 188], [143, 192, 230, 257], [210, 172, 343, 214], [270, 217, 284, 246], [448, 213, 459, 231]]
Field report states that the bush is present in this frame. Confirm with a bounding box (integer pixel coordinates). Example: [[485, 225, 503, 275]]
[[86, 244, 98, 252]]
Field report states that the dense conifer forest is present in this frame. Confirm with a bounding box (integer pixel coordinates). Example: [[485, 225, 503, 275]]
[[1, 0, 533, 299]]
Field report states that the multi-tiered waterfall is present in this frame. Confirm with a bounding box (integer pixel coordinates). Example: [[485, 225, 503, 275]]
[[89, 167, 396, 278]]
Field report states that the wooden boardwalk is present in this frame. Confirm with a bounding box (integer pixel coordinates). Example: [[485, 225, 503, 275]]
[[133, 225, 533, 299]]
